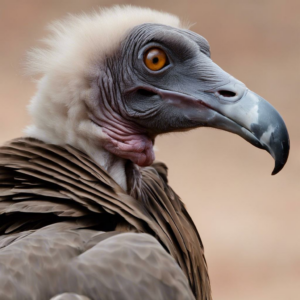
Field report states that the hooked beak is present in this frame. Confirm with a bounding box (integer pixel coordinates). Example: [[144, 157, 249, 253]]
[[201, 77, 290, 175], [149, 76, 289, 174]]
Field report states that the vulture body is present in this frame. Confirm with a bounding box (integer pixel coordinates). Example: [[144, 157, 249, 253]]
[[0, 6, 289, 300], [0, 138, 204, 300]]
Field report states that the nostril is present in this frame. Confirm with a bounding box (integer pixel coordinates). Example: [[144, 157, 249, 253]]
[[218, 90, 236, 98]]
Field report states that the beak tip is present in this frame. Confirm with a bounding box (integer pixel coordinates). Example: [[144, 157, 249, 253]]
[[272, 138, 290, 176], [271, 164, 283, 175], [271, 150, 289, 176]]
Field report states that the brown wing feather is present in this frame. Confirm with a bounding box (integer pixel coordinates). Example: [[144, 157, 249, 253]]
[[127, 162, 211, 300], [0, 138, 211, 300]]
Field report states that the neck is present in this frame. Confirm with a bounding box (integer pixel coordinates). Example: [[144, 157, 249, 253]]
[[78, 141, 128, 191], [25, 76, 128, 190]]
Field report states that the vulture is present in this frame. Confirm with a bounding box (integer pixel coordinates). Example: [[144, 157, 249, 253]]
[[0, 6, 289, 300]]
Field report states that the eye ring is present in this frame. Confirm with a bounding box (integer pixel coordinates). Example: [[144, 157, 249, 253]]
[[143, 47, 168, 71]]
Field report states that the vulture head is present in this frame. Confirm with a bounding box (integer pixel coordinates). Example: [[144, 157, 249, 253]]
[[26, 6, 289, 189]]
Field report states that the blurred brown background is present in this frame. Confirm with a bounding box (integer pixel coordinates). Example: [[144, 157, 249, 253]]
[[0, 1, 299, 299]]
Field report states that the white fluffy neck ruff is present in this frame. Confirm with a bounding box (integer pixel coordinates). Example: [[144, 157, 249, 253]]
[[25, 6, 183, 190]]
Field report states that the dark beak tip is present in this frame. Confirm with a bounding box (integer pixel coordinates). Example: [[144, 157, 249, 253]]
[[271, 142, 290, 176], [271, 163, 284, 176]]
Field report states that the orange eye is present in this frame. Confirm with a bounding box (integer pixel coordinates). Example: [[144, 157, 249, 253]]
[[144, 48, 168, 71]]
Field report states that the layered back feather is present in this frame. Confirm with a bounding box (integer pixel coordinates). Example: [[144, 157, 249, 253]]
[[0, 138, 211, 300]]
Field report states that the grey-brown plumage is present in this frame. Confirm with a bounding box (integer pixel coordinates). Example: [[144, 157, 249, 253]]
[[0, 138, 209, 300]]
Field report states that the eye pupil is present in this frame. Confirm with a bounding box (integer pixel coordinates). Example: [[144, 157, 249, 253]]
[[153, 57, 159, 64], [144, 48, 168, 71]]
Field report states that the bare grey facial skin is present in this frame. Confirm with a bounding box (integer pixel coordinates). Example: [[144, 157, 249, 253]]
[[87, 23, 289, 174]]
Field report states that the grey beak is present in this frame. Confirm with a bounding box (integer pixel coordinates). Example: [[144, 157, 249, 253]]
[[204, 78, 290, 175]]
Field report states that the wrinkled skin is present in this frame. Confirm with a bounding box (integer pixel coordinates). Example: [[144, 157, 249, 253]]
[[87, 23, 289, 173]]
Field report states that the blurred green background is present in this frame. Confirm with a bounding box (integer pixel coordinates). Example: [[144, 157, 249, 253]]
[[0, 1, 299, 299]]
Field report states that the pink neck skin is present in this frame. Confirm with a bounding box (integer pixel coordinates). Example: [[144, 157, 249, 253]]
[[87, 75, 155, 167], [102, 126, 155, 167], [88, 108, 155, 167]]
